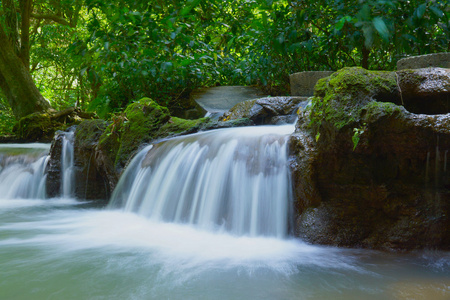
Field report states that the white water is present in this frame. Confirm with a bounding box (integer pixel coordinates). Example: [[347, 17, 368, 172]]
[[60, 130, 75, 198], [110, 125, 295, 237], [0, 144, 50, 199], [0, 200, 449, 299], [0, 128, 450, 299]]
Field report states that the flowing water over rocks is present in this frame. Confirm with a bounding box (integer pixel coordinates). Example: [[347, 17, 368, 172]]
[[0, 123, 449, 299], [110, 125, 295, 237]]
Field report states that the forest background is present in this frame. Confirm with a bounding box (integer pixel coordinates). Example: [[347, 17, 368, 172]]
[[0, 0, 449, 135]]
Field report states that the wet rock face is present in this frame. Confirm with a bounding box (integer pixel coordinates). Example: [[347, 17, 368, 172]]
[[46, 133, 64, 198], [291, 67, 450, 251], [223, 96, 307, 125], [74, 120, 112, 202]]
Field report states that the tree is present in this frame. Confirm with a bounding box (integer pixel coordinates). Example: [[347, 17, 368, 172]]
[[0, 0, 81, 119]]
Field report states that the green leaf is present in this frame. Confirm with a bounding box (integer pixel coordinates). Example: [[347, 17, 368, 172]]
[[429, 6, 444, 18], [180, 0, 202, 16], [80, 67, 88, 76], [335, 16, 352, 31], [179, 59, 191, 66], [372, 17, 389, 41], [415, 4, 427, 19]]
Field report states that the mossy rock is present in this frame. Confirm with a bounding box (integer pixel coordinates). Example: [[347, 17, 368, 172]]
[[309, 67, 399, 132], [75, 119, 108, 149], [158, 117, 209, 137], [13, 112, 67, 142], [98, 98, 211, 170]]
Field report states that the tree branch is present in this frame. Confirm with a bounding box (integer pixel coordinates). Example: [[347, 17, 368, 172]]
[[30, 13, 75, 27]]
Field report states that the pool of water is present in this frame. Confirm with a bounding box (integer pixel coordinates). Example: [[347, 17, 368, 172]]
[[0, 199, 449, 300]]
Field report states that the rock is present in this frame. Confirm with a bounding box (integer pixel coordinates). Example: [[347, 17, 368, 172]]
[[397, 52, 450, 70], [74, 119, 112, 201], [61, 98, 257, 202], [291, 67, 450, 250], [223, 96, 307, 125], [46, 132, 64, 198], [396, 68, 450, 114], [98, 97, 172, 170], [290, 71, 334, 96], [12, 108, 97, 142], [13, 112, 66, 142]]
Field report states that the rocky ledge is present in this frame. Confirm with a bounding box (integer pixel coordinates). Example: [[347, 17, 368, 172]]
[[290, 67, 450, 251]]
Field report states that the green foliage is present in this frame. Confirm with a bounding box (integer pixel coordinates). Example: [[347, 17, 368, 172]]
[[1, 0, 449, 121], [352, 124, 366, 151]]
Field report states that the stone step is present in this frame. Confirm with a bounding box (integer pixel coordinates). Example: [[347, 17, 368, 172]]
[[290, 71, 334, 97], [397, 52, 450, 70]]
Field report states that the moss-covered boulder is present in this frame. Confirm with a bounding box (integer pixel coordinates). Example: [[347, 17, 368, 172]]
[[99, 98, 204, 170], [108, 97, 171, 167], [291, 67, 450, 251], [13, 112, 67, 142], [13, 108, 96, 142], [308, 67, 398, 132]]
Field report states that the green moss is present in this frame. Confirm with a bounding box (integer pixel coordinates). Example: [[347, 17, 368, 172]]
[[13, 112, 67, 141], [75, 119, 108, 149], [98, 97, 206, 169], [113, 98, 170, 166], [158, 117, 209, 136], [97, 97, 254, 170], [309, 67, 398, 132], [361, 101, 403, 123]]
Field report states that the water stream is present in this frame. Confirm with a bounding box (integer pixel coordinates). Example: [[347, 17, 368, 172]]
[[0, 127, 449, 299]]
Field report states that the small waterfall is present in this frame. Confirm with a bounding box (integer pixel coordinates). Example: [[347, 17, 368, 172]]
[[110, 125, 295, 238], [61, 130, 75, 198], [0, 144, 50, 199]]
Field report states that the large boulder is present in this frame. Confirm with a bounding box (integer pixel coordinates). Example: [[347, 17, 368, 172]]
[[396, 68, 450, 114], [291, 67, 450, 250], [223, 96, 307, 125], [13, 108, 95, 142]]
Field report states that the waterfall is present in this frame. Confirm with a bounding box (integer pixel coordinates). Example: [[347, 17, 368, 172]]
[[110, 124, 295, 238], [0, 144, 50, 199], [60, 131, 75, 198]]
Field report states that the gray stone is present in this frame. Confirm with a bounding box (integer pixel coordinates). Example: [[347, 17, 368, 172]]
[[397, 52, 450, 70], [396, 68, 450, 115], [223, 96, 307, 125], [290, 71, 334, 96], [191, 86, 266, 116]]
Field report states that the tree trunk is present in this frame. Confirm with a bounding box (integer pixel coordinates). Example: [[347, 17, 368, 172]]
[[361, 46, 370, 69], [0, 25, 51, 119], [19, 0, 33, 69]]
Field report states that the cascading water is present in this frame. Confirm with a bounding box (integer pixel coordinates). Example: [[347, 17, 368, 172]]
[[1, 125, 449, 299], [0, 144, 50, 199], [60, 130, 75, 198], [110, 124, 295, 237]]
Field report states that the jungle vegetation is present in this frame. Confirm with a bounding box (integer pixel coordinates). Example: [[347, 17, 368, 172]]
[[0, 0, 449, 134]]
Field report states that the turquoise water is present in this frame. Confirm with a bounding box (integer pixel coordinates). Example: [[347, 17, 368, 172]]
[[1, 134, 449, 300], [0, 199, 449, 300]]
